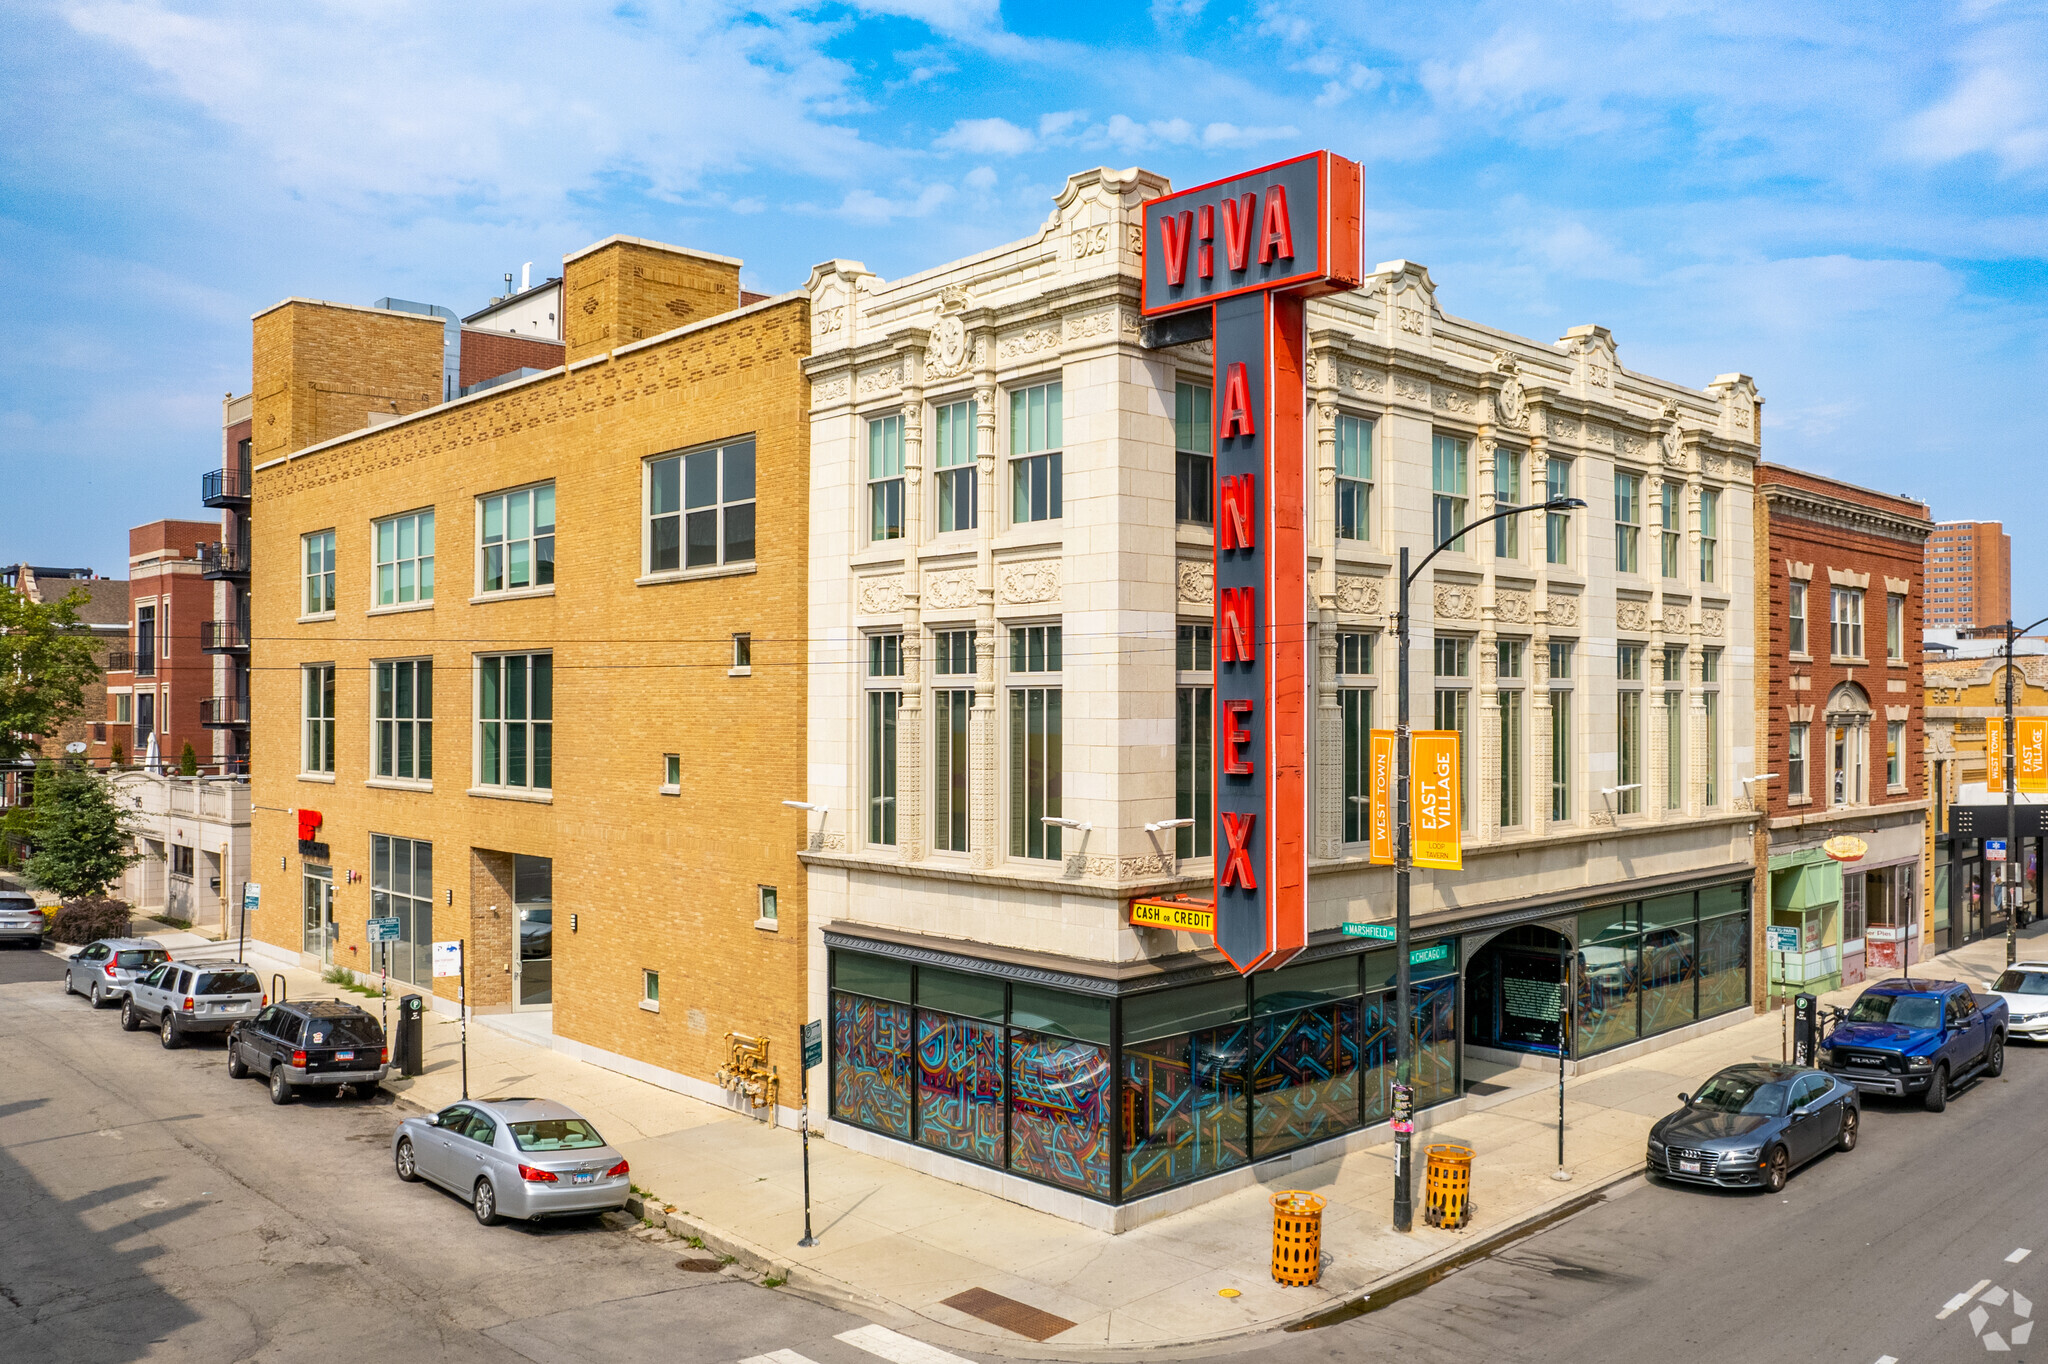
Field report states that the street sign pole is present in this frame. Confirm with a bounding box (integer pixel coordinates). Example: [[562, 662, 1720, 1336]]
[[460, 945, 468, 1101], [799, 1019, 823, 1248]]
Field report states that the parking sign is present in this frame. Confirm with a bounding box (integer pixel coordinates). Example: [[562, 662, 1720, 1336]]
[[432, 940, 463, 977]]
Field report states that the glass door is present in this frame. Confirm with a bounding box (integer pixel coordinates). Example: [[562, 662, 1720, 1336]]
[[302, 866, 333, 965], [512, 854, 552, 1010]]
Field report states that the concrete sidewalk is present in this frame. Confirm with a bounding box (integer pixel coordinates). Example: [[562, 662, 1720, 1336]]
[[86, 919, 2048, 1356]]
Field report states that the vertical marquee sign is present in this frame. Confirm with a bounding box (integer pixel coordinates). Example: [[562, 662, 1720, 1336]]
[[1142, 152, 1364, 973]]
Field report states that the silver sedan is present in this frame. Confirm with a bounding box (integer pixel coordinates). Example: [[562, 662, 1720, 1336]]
[[391, 1097, 631, 1226]]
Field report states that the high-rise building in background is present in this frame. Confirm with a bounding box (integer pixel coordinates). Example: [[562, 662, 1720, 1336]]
[[1925, 519, 2010, 633]]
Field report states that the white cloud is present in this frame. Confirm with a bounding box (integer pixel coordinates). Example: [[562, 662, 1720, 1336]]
[[1038, 110, 1087, 140], [1151, 0, 1207, 25], [964, 165, 998, 191], [1201, 121, 1301, 148], [827, 182, 956, 224], [936, 116, 1035, 155], [1904, 57, 2048, 174]]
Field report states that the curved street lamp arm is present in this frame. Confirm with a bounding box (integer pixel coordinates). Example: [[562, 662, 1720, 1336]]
[[1402, 499, 1583, 590]]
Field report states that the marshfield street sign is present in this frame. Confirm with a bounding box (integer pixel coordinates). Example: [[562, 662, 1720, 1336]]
[[1341, 922, 1396, 941]]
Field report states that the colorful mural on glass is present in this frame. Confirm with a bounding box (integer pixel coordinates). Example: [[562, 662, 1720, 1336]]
[[916, 1011, 1006, 1165], [1120, 1022, 1251, 1198], [1252, 998, 1362, 1156], [831, 992, 913, 1138], [1008, 1031, 1111, 1197]]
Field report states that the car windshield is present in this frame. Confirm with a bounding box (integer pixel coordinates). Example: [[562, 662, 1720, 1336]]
[[115, 949, 168, 969], [510, 1119, 607, 1152], [303, 1016, 382, 1048], [1992, 970, 2048, 996], [197, 969, 261, 996], [1846, 993, 1943, 1029], [1690, 1074, 1791, 1116]]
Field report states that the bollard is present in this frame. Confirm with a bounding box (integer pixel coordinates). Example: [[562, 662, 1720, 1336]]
[[1270, 1190, 1326, 1285], [1423, 1142, 1474, 1229]]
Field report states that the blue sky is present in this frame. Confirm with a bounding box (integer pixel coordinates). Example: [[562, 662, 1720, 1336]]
[[4, 1, 2045, 613]]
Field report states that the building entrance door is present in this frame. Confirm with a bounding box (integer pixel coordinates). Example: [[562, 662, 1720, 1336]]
[[1466, 924, 1570, 1056], [302, 866, 334, 966], [512, 854, 552, 1010]]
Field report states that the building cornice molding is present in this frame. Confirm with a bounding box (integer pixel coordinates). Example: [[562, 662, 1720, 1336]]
[[1763, 483, 1933, 546]]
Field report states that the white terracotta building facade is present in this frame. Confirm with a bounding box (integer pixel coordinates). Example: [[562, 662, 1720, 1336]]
[[802, 166, 1765, 1230]]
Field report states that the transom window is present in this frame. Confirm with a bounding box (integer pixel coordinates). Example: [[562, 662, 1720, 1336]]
[[935, 400, 977, 534], [477, 653, 553, 791], [649, 439, 754, 571], [375, 511, 435, 606], [1011, 382, 1063, 524], [480, 484, 555, 593], [304, 531, 336, 615]]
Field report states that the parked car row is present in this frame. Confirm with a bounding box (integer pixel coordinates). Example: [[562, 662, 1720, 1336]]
[[1649, 973, 2023, 1195], [58, 935, 630, 1228]]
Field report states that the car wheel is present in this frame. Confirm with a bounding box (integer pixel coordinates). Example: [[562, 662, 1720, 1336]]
[[89, 981, 104, 1008], [226, 1036, 248, 1079], [1923, 1064, 1949, 1113], [159, 1013, 180, 1049], [63, 972, 75, 998], [1763, 1146, 1790, 1194], [473, 1178, 501, 1226], [395, 1138, 420, 1183], [1837, 1106, 1859, 1152], [120, 1000, 140, 1031], [269, 1068, 294, 1105], [1987, 1034, 2006, 1078]]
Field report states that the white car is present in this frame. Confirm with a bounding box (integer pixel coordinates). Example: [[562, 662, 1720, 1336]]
[[1984, 962, 2048, 1041]]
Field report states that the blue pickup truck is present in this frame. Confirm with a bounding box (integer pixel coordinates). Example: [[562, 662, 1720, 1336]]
[[1821, 979, 2008, 1112]]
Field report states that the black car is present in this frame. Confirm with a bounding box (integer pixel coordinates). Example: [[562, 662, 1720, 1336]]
[[226, 1000, 390, 1104], [1647, 1062, 1860, 1193]]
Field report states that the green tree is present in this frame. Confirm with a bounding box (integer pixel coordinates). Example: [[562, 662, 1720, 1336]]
[[179, 741, 198, 776], [0, 588, 104, 764], [23, 759, 141, 900]]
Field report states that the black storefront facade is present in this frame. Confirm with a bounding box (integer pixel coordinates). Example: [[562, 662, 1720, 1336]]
[[823, 864, 1753, 1226], [1939, 803, 2047, 950]]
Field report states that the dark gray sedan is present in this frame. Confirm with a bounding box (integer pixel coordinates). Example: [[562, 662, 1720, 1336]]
[[1647, 1063, 1860, 1193]]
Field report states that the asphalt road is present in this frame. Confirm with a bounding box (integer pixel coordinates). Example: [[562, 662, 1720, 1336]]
[[9, 934, 2046, 1364]]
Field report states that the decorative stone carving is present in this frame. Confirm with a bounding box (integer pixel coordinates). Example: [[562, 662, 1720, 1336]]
[[1335, 575, 1384, 615], [1546, 593, 1581, 628], [1704, 453, 1729, 478], [1178, 561, 1213, 608], [999, 327, 1059, 359], [1339, 364, 1384, 395], [926, 314, 969, 378], [857, 575, 904, 614], [1703, 608, 1727, 637], [1616, 599, 1650, 632], [1394, 375, 1428, 403], [857, 365, 902, 396], [1547, 413, 1581, 440], [998, 560, 1061, 604], [1065, 310, 1123, 341], [1494, 355, 1527, 427], [813, 306, 844, 338], [1662, 603, 1689, 634], [1397, 306, 1425, 335], [1435, 582, 1480, 621], [924, 569, 974, 610], [1067, 221, 1112, 262], [1496, 588, 1532, 624], [1431, 385, 1476, 415], [812, 376, 849, 404], [1082, 854, 1174, 880]]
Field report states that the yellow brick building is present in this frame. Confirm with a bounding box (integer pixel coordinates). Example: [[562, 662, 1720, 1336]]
[[242, 236, 811, 1111]]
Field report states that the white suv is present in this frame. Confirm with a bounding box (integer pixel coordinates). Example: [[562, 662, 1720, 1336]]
[[0, 893, 42, 946]]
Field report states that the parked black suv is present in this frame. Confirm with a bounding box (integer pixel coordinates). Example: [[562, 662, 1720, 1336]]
[[227, 1000, 390, 1104]]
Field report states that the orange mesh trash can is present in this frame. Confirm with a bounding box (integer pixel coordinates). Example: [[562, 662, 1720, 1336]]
[[1423, 1141, 1474, 1229], [1270, 1190, 1325, 1285]]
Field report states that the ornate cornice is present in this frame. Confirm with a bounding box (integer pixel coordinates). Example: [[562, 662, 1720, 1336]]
[[1762, 484, 1932, 546]]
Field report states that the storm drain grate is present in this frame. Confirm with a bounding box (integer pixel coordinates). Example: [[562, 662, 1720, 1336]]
[[676, 1258, 723, 1273], [940, 1288, 1076, 1341]]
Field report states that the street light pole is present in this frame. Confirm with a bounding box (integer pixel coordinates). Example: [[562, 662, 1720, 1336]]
[[1390, 494, 1583, 1233], [2001, 615, 2048, 964]]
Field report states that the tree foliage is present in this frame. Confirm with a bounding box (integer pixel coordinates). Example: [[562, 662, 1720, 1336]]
[[23, 759, 142, 900], [0, 588, 104, 764], [179, 742, 198, 776]]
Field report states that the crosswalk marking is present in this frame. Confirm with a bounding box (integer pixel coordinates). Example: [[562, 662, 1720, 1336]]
[[2010, 1248, 2033, 1264], [1942, 1280, 1994, 1319], [740, 1352, 821, 1364], [836, 1325, 976, 1364]]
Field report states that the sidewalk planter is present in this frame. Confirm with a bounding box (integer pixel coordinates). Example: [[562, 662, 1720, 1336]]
[[1423, 1141, 1474, 1229], [1270, 1190, 1325, 1286]]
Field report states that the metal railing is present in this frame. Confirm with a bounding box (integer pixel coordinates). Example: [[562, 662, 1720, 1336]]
[[199, 695, 251, 726], [201, 466, 252, 505], [202, 619, 250, 651], [106, 649, 134, 673], [198, 542, 251, 577]]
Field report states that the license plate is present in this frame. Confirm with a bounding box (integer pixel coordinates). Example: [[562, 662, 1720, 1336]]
[[572, 1172, 596, 1185], [1678, 1159, 1701, 1174], [336, 1051, 354, 1061]]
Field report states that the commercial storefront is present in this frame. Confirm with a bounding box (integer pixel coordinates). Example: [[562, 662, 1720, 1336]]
[[826, 874, 1750, 1209]]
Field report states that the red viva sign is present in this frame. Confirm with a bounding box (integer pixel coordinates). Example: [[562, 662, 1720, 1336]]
[[1143, 152, 1364, 973]]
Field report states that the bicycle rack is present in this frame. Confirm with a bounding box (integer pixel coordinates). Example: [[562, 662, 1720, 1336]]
[[271, 973, 287, 1004]]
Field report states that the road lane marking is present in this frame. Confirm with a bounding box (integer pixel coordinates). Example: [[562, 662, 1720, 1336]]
[[1984, 1286, 2011, 1307], [2010, 1248, 2032, 1264], [836, 1326, 975, 1364], [2015, 1291, 2033, 1319], [1942, 1280, 1994, 1319], [1972, 1306, 1991, 1336], [1875, 1355, 1898, 1363], [2016, 1322, 2035, 1345], [741, 1353, 821, 1364]]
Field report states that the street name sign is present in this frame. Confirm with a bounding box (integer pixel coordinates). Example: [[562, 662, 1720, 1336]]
[[1341, 922, 1397, 941], [366, 916, 401, 943]]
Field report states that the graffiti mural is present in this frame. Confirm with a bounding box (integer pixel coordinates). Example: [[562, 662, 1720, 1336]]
[[1008, 1031, 1111, 1197], [1252, 998, 1362, 1156], [831, 992, 913, 1138], [915, 1010, 1006, 1165], [1120, 1022, 1251, 1198], [1640, 926, 1699, 1036]]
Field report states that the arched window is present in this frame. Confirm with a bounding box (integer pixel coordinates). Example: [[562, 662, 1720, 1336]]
[[1824, 683, 1872, 807]]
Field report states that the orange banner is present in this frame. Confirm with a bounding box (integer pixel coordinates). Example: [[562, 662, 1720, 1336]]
[[1369, 730, 1397, 864], [1411, 730, 1462, 871], [1988, 717, 2006, 793], [2021, 718, 2048, 795]]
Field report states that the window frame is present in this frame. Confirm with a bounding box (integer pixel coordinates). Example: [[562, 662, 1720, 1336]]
[[1614, 471, 1642, 575], [372, 657, 433, 784], [1831, 587, 1866, 661], [1175, 381, 1213, 526], [1788, 581, 1808, 657], [373, 509, 436, 609], [1887, 594, 1905, 662], [1498, 639, 1525, 829], [1494, 448, 1522, 559], [934, 398, 978, 535], [1659, 482, 1682, 580], [1698, 488, 1719, 585], [1336, 414, 1373, 543], [1544, 458, 1572, 566], [931, 629, 976, 854], [302, 663, 336, 776], [1788, 721, 1809, 801], [1177, 623, 1213, 858], [474, 652, 554, 794], [477, 482, 557, 596], [1007, 624, 1064, 862], [1337, 631, 1376, 844], [1887, 719, 1905, 791], [866, 414, 905, 545], [866, 632, 903, 847], [1010, 381, 1064, 526], [646, 439, 756, 575], [1431, 433, 1469, 552], [1433, 636, 1472, 830], [1549, 640, 1574, 822], [303, 530, 337, 617], [1616, 644, 1643, 815]]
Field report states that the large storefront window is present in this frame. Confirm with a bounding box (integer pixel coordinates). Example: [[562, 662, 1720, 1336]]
[[1251, 959, 1362, 1159], [830, 954, 913, 1138], [1575, 884, 1750, 1056], [1008, 984, 1111, 1198], [914, 969, 1007, 1166], [1121, 979, 1250, 1199]]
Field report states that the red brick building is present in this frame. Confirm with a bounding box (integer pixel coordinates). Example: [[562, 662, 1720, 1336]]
[[104, 520, 220, 772], [1926, 519, 2011, 635], [1755, 466, 1931, 992]]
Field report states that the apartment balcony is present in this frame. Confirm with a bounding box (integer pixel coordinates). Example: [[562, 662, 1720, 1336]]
[[202, 619, 250, 653], [201, 466, 252, 508], [198, 542, 251, 581], [106, 648, 134, 674], [199, 695, 250, 728]]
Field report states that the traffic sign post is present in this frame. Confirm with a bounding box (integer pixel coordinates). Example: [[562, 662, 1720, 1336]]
[[433, 940, 466, 1099], [1988, 838, 2008, 862], [798, 1019, 824, 1248]]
